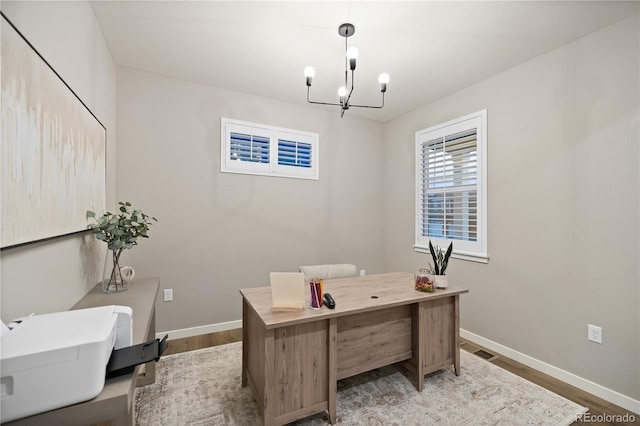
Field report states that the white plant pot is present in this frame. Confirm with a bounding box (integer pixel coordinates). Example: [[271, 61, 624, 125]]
[[434, 275, 448, 289]]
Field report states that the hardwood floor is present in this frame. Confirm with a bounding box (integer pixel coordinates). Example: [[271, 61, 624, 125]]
[[459, 340, 639, 426], [163, 330, 638, 425]]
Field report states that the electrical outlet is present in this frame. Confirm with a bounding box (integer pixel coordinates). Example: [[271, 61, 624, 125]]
[[163, 288, 173, 302], [360, 269, 366, 276], [588, 324, 602, 344]]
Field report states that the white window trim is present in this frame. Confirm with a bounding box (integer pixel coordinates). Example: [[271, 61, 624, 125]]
[[414, 109, 488, 263], [221, 117, 319, 180]]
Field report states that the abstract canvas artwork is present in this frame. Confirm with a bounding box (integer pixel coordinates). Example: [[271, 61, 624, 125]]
[[1, 14, 106, 249]]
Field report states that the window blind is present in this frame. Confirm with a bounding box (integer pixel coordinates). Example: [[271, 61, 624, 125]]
[[230, 132, 270, 164], [278, 139, 312, 168], [420, 129, 478, 242]]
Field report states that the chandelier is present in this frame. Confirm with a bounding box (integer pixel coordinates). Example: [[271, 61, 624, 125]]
[[304, 23, 389, 118]]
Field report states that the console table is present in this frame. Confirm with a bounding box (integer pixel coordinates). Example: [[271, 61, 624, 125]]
[[240, 272, 468, 426], [6, 277, 160, 426]]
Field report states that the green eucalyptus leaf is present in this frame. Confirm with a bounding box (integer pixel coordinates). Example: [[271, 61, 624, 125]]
[[90, 202, 156, 249]]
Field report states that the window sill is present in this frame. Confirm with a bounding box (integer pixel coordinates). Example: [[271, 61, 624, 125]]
[[414, 245, 489, 264]]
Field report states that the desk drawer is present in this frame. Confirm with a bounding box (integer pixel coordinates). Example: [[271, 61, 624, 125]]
[[336, 305, 412, 380]]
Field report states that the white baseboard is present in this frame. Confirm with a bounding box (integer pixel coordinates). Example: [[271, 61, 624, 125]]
[[461, 329, 640, 415], [157, 319, 242, 341]]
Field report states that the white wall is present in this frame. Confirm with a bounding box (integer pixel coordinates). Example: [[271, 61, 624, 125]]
[[0, 1, 117, 320], [383, 15, 639, 402], [116, 67, 385, 332]]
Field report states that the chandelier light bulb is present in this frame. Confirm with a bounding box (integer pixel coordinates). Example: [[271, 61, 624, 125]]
[[304, 66, 316, 87], [378, 73, 390, 93], [346, 47, 359, 71], [338, 86, 347, 108]]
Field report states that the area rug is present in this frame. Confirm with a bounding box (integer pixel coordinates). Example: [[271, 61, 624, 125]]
[[135, 342, 587, 425]]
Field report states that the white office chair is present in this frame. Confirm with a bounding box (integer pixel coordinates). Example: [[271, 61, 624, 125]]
[[298, 264, 357, 280]]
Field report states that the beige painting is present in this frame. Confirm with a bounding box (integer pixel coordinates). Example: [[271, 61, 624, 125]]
[[1, 16, 106, 248]]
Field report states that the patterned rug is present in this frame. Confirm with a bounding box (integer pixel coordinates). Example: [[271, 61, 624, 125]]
[[135, 342, 587, 425]]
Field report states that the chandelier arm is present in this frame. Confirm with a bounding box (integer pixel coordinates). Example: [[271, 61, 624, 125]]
[[349, 92, 386, 109], [344, 69, 355, 109], [307, 100, 343, 107], [348, 104, 383, 109], [307, 86, 342, 107]]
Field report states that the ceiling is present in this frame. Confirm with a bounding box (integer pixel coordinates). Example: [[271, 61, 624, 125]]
[[90, 1, 638, 122]]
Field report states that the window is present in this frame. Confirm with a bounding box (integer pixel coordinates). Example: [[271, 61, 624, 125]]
[[221, 118, 319, 180], [415, 110, 488, 262], [230, 132, 270, 164]]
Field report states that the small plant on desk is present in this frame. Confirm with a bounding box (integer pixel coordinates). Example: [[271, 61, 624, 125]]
[[427, 240, 453, 275], [425, 240, 453, 289]]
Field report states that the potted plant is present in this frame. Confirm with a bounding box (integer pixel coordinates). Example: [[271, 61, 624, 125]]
[[427, 240, 453, 289], [86, 201, 157, 293]]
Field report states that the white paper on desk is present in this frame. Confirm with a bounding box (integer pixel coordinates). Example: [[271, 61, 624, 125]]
[[270, 272, 305, 309], [1, 320, 9, 336]]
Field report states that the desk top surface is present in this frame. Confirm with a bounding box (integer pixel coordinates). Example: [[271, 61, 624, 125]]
[[240, 272, 468, 329], [72, 276, 159, 345]]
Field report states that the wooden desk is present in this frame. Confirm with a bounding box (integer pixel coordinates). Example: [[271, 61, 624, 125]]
[[240, 272, 468, 426], [7, 277, 160, 426]]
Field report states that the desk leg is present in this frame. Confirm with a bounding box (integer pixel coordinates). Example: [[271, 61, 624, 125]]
[[263, 329, 275, 426], [412, 303, 425, 392], [242, 299, 248, 387], [328, 318, 337, 425], [454, 295, 461, 376], [136, 309, 156, 387], [109, 403, 134, 426]]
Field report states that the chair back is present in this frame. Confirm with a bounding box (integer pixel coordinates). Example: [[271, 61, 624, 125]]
[[299, 264, 357, 280]]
